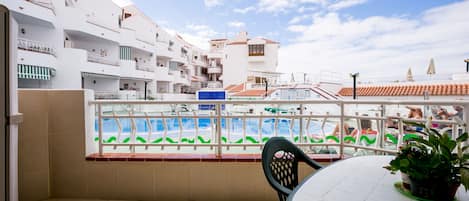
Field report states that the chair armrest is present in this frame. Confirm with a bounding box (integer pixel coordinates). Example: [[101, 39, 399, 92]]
[[304, 157, 323, 170], [271, 182, 293, 196]]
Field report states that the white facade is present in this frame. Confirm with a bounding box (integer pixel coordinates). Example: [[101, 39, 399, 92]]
[[2, 0, 210, 99], [216, 32, 280, 87]]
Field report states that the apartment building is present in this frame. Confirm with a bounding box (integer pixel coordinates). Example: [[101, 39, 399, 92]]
[[209, 31, 281, 88], [3, 0, 210, 99]]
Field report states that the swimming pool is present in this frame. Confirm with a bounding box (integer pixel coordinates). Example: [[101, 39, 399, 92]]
[[94, 118, 336, 143]]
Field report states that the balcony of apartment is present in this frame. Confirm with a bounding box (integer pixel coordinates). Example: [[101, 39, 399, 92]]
[[62, 48, 120, 77], [169, 70, 190, 85], [207, 80, 223, 88], [120, 28, 156, 54], [156, 41, 174, 59], [208, 66, 222, 74], [62, 6, 120, 42], [119, 60, 154, 82], [18, 90, 469, 200], [6, 0, 56, 26], [248, 54, 266, 63], [171, 54, 190, 66], [192, 57, 208, 67], [17, 38, 56, 71], [207, 51, 224, 59], [154, 66, 173, 82]]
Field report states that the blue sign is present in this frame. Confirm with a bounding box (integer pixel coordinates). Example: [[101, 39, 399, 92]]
[[197, 91, 226, 110]]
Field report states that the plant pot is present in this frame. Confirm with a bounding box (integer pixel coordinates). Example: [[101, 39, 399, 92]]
[[401, 173, 411, 190], [409, 178, 459, 201]]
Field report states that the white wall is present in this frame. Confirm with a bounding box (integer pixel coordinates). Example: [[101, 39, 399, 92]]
[[132, 48, 154, 71], [71, 37, 119, 62], [83, 76, 119, 92], [53, 48, 84, 89], [68, 0, 121, 31], [17, 23, 55, 44], [122, 15, 156, 45], [222, 37, 279, 87], [18, 79, 52, 89], [223, 44, 248, 86]]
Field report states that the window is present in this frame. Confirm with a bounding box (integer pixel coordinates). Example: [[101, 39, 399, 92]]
[[248, 44, 264, 56]]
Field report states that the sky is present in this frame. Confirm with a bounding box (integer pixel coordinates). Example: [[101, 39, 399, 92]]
[[113, 0, 469, 82]]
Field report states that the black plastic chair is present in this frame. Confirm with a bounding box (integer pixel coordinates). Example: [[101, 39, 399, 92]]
[[262, 137, 323, 201]]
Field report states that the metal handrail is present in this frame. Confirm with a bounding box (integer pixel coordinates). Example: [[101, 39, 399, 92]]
[[90, 100, 469, 157], [87, 52, 120, 66], [17, 38, 56, 56]]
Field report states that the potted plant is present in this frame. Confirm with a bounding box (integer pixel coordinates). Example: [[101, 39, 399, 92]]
[[384, 122, 469, 201]]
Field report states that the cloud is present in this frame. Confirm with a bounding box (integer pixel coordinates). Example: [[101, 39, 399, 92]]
[[227, 21, 246, 28], [159, 24, 222, 50], [280, 1, 469, 80], [328, 0, 368, 11], [258, 0, 294, 13], [112, 0, 133, 7], [204, 0, 222, 8], [288, 14, 313, 24], [186, 24, 211, 31], [233, 6, 256, 14]]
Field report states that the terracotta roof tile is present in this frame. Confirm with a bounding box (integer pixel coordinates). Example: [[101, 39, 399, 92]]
[[224, 84, 237, 91], [337, 83, 469, 96], [232, 89, 275, 97], [226, 83, 245, 93]]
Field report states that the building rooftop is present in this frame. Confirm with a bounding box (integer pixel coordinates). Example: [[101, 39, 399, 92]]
[[338, 83, 469, 96]]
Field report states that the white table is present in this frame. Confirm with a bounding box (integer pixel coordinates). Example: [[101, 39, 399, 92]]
[[289, 156, 469, 201]]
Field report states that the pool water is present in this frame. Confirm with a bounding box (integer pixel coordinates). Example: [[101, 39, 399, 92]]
[[95, 118, 336, 141]]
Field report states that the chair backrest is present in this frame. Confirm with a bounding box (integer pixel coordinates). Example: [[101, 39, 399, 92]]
[[262, 137, 309, 201]]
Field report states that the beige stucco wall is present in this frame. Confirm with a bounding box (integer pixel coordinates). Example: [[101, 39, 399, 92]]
[[18, 89, 320, 201]]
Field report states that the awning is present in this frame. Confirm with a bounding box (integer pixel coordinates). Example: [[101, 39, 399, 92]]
[[17, 64, 51, 80]]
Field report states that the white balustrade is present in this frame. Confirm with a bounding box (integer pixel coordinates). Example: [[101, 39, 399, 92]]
[[89, 99, 469, 157], [17, 38, 56, 56]]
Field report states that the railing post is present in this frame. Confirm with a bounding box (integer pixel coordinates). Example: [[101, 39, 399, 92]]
[[339, 102, 345, 157], [98, 104, 103, 156], [463, 104, 469, 148], [299, 104, 304, 144], [216, 103, 222, 157]]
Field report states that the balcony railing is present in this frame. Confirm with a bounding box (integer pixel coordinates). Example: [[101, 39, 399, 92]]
[[90, 100, 469, 157], [87, 52, 120, 66], [136, 63, 155, 72], [17, 38, 56, 56], [25, 0, 55, 14]]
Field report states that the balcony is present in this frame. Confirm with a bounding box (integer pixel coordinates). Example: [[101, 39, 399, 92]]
[[154, 67, 173, 82], [87, 52, 119, 66], [248, 55, 265, 63], [62, 7, 120, 42], [170, 70, 190, 85], [17, 38, 56, 56], [120, 28, 156, 53], [156, 41, 174, 58], [6, 0, 56, 25], [17, 90, 469, 201], [207, 51, 223, 59], [62, 48, 120, 77], [119, 60, 154, 81], [207, 81, 223, 88], [17, 38, 56, 70], [208, 67, 222, 74]]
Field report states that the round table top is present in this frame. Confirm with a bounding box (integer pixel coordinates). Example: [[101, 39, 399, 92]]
[[289, 156, 469, 201]]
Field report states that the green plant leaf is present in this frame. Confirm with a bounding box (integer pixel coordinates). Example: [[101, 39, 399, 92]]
[[461, 168, 469, 191], [456, 133, 468, 143], [400, 159, 410, 168]]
